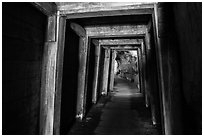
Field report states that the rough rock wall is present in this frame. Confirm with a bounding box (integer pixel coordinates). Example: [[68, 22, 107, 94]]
[[3, 3, 46, 134], [157, 2, 202, 134], [173, 2, 202, 134]]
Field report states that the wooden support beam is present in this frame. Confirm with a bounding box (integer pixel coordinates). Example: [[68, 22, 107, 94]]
[[31, 2, 57, 16], [144, 28, 151, 108], [67, 22, 89, 120], [90, 34, 145, 39], [92, 41, 101, 103], [39, 11, 66, 135], [138, 47, 147, 101], [86, 25, 146, 37], [102, 49, 111, 95], [53, 16, 66, 135], [99, 39, 142, 45], [109, 50, 116, 92], [39, 13, 59, 135], [62, 8, 154, 19], [47, 15, 57, 42], [109, 46, 140, 50], [76, 36, 88, 120], [70, 22, 86, 37], [141, 41, 146, 95], [58, 2, 154, 15], [147, 18, 152, 32], [152, 4, 165, 134], [40, 41, 58, 135]]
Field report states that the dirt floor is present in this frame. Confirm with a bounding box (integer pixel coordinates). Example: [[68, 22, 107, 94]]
[[68, 76, 161, 135]]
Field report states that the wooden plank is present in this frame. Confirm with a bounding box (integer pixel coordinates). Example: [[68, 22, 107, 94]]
[[31, 2, 57, 16], [152, 4, 166, 134], [39, 12, 59, 135], [39, 12, 65, 135], [89, 34, 145, 39], [145, 28, 151, 50], [86, 25, 146, 37], [102, 49, 111, 95], [147, 18, 152, 32], [47, 15, 56, 42], [76, 36, 88, 120], [109, 50, 116, 91], [92, 42, 101, 103], [70, 22, 86, 37], [144, 28, 151, 109], [53, 16, 66, 135], [113, 48, 139, 51], [99, 39, 142, 45], [141, 41, 146, 95], [40, 41, 58, 135], [63, 8, 153, 19], [109, 45, 140, 49], [58, 2, 154, 14]]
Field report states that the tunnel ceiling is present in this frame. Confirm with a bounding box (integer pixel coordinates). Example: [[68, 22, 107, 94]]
[[68, 14, 151, 27], [60, 2, 153, 27]]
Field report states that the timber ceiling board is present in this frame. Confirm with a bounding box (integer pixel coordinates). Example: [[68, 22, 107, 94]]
[[55, 2, 154, 14], [99, 39, 143, 46], [57, 2, 153, 27]]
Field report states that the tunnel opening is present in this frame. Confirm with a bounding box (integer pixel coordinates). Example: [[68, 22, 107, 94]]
[[114, 50, 140, 91], [60, 21, 80, 134], [2, 2, 47, 134]]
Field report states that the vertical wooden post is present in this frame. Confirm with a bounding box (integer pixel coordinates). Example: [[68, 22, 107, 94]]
[[146, 15, 158, 126], [141, 41, 146, 95], [152, 4, 166, 134], [138, 48, 143, 92], [69, 22, 87, 120], [92, 42, 101, 104], [144, 28, 150, 108], [53, 16, 66, 135], [76, 36, 88, 120], [109, 50, 116, 92], [102, 48, 111, 95], [138, 47, 149, 108], [40, 13, 58, 135]]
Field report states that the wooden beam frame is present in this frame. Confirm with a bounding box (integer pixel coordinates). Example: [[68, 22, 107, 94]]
[[109, 50, 116, 92], [70, 22, 86, 37], [101, 48, 111, 95], [62, 6, 154, 19], [99, 39, 143, 46], [58, 3, 154, 14], [63, 6, 165, 134], [152, 4, 165, 134], [92, 40, 101, 103], [39, 10, 66, 135], [68, 23, 89, 120], [110, 45, 141, 50], [144, 28, 150, 108], [53, 16, 66, 135], [32, 2, 165, 135], [86, 25, 146, 37]]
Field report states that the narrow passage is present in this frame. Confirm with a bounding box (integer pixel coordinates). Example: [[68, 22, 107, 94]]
[[68, 76, 161, 135]]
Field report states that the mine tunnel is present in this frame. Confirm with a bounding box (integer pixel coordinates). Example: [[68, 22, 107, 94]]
[[2, 2, 202, 135]]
